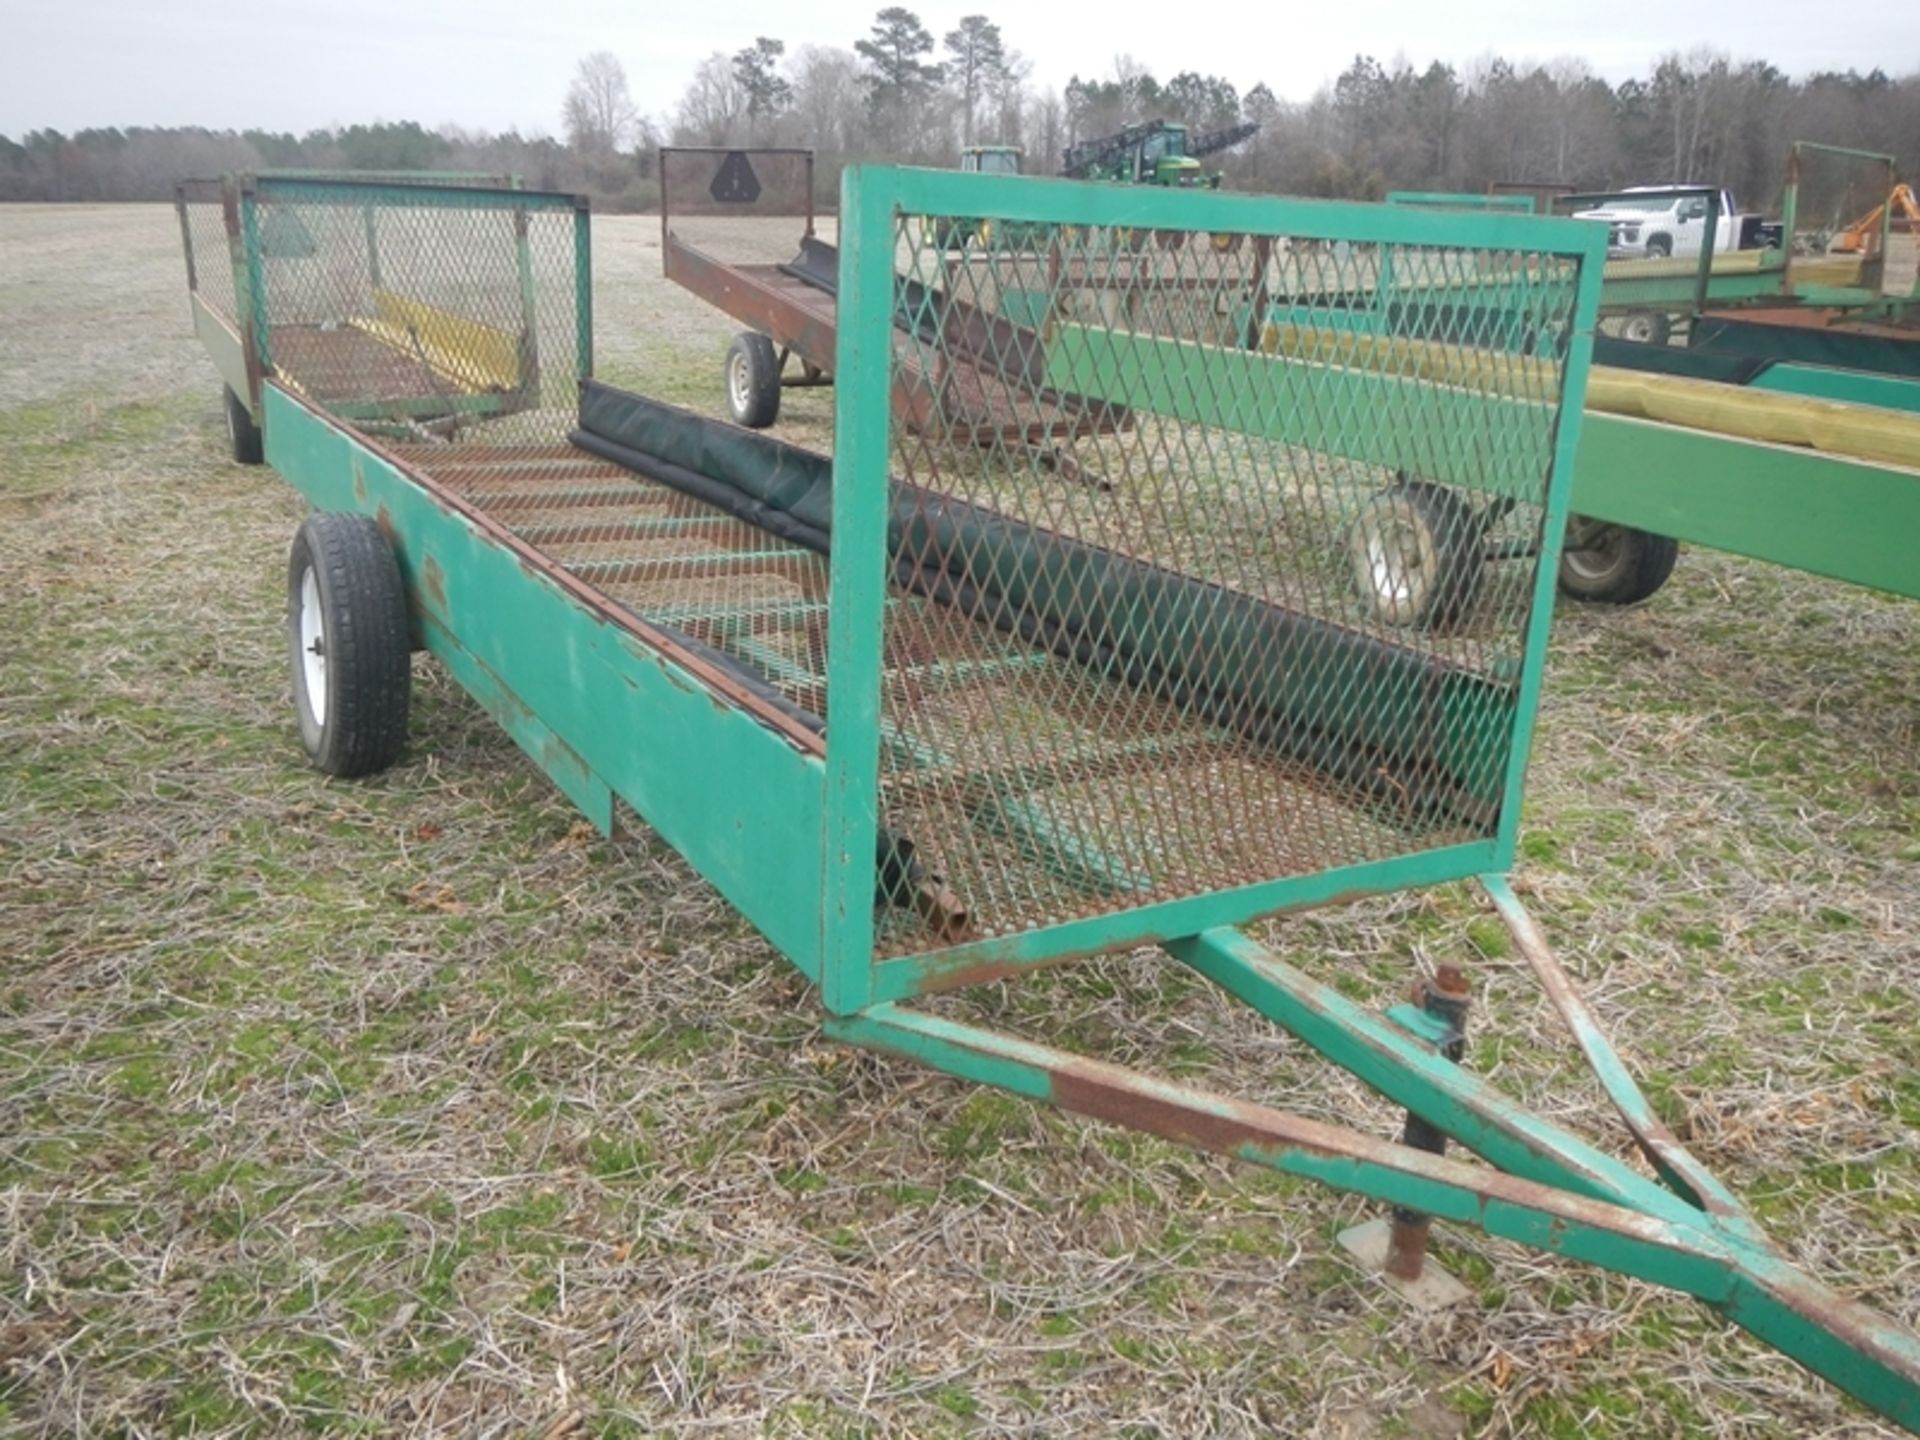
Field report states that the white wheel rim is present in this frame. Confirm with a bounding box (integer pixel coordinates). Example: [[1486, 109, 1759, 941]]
[[297, 566, 327, 722], [1360, 511, 1436, 618], [728, 351, 752, 414], [226, 399, 238, 444], [1562, 521, 1629, 584]]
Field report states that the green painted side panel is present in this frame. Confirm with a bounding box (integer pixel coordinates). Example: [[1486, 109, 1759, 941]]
[[191, 297, 250, 413], [868, 840, 1503, 1002], [419, 614, 615, 836], [1573, 414, 1920, 599], [1043, 325, 1556, 493], [261, 386, 829, 976], [1051, 325, 1920, 601], [1753, 365, 1920, 416], [1597, 268, 1785, 311]]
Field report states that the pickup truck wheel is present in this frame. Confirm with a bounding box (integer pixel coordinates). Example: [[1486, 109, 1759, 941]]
[[288, 513, 412, 777], [224, 385, 264, 465], [1348, 481, 1482, 628], [1645, 235, 1673, 259], [725, 333, 782, 429], [1557, 518, 1679, 605], [1619, 311, 1671, 346]]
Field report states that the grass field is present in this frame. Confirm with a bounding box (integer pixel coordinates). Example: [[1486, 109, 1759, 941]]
[[2, 201, 1917, 1438]]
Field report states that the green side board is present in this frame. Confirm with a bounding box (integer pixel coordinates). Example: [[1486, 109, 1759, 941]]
[[261, 386, 830, 975], [1754, 364, 1920, 416], [1045, 324, 1920, 602], [190, 296, 249, 412], [1574, 413, 1920, 600], [1041, 325, 1558, 497]]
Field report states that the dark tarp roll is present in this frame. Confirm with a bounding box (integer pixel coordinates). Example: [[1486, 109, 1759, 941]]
[[574, 381, 1513, 828], [1689, 316, 1920, 381], [1594, 335, 1773, 386]]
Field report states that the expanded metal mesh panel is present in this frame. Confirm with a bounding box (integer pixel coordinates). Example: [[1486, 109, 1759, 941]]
[[178, 180, 237, 328], [237, 178, 836, 763], [244, 179, 582, 445], [863, 204, 1585, 955]]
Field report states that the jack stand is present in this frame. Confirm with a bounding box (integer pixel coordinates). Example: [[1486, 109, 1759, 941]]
[[1338, 962, 1475, 1312]]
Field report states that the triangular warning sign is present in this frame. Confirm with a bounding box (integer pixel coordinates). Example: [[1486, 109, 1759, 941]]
[[710, 151, 762, 205]]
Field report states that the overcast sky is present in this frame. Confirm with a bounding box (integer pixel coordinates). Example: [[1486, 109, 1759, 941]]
[[4, 0, 1916, 137]]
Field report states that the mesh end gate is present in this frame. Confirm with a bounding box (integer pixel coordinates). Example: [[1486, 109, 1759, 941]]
[[208, 168, 1920, 1430]]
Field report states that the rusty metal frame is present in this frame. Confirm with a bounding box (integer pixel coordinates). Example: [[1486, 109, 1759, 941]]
[[829, 884, 1920, 1431]]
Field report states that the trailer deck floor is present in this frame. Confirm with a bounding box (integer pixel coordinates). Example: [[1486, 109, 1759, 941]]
[[393, 440, 1469, 956], [273, 324, 467, 404]]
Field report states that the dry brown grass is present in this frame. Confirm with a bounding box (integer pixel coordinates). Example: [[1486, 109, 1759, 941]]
[[1, 203, 1916, 1438]]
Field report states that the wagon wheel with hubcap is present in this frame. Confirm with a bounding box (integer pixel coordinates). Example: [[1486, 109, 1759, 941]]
[[1557, 517, 1680, 605], [224, 385, 264, 465], [1347, 480, 1482, 628], [1618, 310, 1671, 345], [725, 332, 782, 429], [288, 512, 412, 777]]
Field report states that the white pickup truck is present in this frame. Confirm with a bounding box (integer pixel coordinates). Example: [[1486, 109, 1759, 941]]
[[1573, 187, 1774, 261]]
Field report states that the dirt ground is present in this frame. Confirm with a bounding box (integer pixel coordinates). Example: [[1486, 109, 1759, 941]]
[[2, 202, 1917, 1438]]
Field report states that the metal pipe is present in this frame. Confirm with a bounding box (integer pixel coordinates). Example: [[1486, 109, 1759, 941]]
[[1385, 962, 1470, 1279]]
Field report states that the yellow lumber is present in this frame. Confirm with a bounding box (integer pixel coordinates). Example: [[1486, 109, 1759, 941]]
[[1261, 322, 1920, 471], [358, 289, 522, 393]]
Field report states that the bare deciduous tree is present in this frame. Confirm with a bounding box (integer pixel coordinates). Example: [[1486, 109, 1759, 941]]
[[564, 51, 639, 157]]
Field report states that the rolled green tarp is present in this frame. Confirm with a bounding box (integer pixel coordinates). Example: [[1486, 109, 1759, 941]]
[[574, 381, 1514, 828]]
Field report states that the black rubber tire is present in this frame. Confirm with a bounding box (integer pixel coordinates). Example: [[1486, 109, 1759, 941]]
[[1618, 310, 1671, 346], [225, 385, 264, 465], [287, 513, 411, 777], [725, 332, 782, 429], [1645, 235, 1673, 259], [1348, 480, 1483, 628], [1557, 519, 1680, 605]]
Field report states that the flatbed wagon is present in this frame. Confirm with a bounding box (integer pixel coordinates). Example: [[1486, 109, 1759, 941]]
[[181, 169, 1920, 1432], [657, 146, 1126, 475]]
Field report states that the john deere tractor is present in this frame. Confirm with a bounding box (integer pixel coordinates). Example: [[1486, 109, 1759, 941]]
[[926, 147, 1018, 249], [1060, 120, 1259, 189], [1062, 120, 1260, 251], [929, 123, 1259, 252]]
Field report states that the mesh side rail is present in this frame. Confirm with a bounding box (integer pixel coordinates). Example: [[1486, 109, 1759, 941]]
[[243, 178, 584, 443], [178, 180, 238, 330], [855, 189, 1591, 956]]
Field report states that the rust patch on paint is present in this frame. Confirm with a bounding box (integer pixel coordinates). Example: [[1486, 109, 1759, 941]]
[[420, 554, 448, 615]]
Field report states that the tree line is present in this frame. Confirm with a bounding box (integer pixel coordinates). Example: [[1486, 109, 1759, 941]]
[[3, 16, 1916, 223]]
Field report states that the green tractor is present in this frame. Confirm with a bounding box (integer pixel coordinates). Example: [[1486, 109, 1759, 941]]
[[1061, 119, 1260, 251], [1061, 120, 1259, 189], [928, 146, 1031, 250]]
